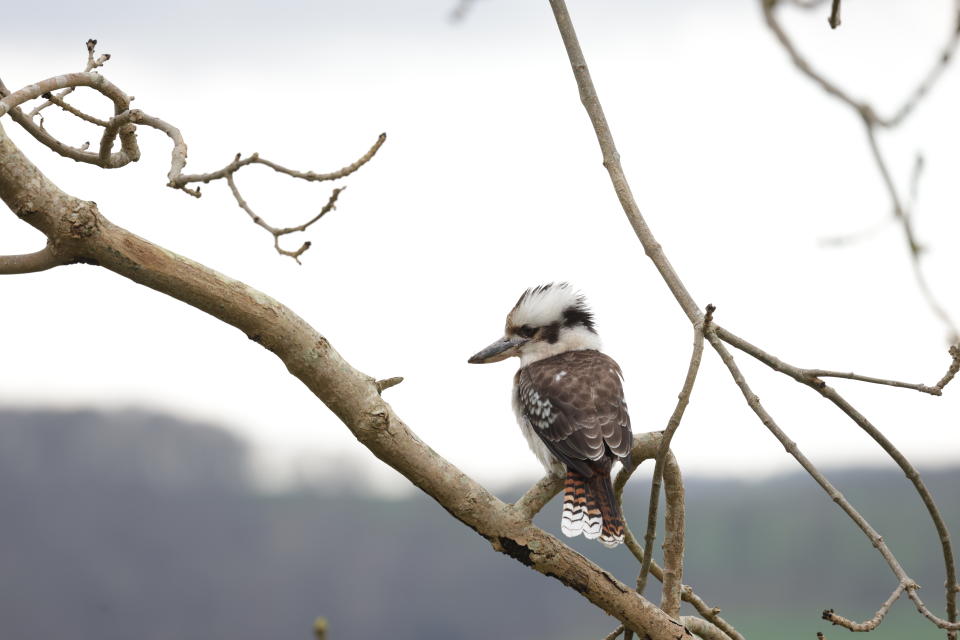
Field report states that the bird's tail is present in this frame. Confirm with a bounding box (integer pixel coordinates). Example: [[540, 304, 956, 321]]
[[561, 469, 625, 548]]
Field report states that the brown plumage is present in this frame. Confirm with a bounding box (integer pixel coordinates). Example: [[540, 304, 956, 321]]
[[516, 349, 631, 547]]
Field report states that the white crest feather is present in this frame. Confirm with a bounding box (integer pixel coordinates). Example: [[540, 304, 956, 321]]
[[507, 282, 587, 329]]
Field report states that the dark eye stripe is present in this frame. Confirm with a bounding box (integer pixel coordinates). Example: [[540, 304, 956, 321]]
[[518, 325, 537, 338]]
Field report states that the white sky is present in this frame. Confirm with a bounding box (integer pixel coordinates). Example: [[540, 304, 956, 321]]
[[2, 0, 959, 493]]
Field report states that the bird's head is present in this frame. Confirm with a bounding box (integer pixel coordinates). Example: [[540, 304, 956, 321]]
[[468, 283, 601, 367]]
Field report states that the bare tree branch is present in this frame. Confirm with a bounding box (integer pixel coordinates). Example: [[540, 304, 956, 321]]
[[708, 325, 960, 633], [0, 41, 386, 261], [822, 583, 905, 631], [800, 368, 943, 396], [614, 435, 745, 640], [715, 325, 959, 632], [0, 243, 63, 274], [42, 91, 109, 127], [763, 0, 960, 342], [636, 324, 703, 614], [375, 376, 404, 393], [549, 0, 959, 636], [547, 0, 702, 326], [0, 77, 137, 167], [26, 39, 110, 119], [4, 5, 958, 637], [828, 0, 842, 29]]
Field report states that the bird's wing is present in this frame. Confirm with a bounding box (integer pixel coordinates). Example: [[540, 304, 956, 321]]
[[517, 350, 632, 476]]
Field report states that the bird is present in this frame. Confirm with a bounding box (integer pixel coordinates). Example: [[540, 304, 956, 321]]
[[468, 283, 633, 547]]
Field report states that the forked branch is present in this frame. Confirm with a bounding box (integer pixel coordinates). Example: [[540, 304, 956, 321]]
[[551, 0, 957, 636], [0, 72, 692, 640], [0, 41, 385, 261], [764, 0, 960, 342]]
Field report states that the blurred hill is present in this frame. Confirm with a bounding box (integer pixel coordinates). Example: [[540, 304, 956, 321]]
[[0, 407, 956, 640]]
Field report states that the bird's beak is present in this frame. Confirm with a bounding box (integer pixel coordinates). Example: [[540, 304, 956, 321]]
[[468, 336, 529, 364]]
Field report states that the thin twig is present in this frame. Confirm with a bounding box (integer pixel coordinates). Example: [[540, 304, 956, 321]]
[[0, 77, 138, 168], [172, 134, 386, 188], [859, 114, 958, 342], [764, 0, 960, 342], [1, 41, 385, 261], [227, 174, 344, 262], [26, 39, 111, 119], [637, 324, 703, 614], [0, 244, 63, 274], [602, 625, 625, 640], [552, 1, 957, 636], [513, 474, 565, 520], [712, 325, 960, 633], [42, 91, 109, 127], [828, 0, 841, 29], [375, 377, 404, 393], [681, 616, 733, 640], [764, 0, 960, 129], [614, 435, 742, 640], [935, 345, 960, 391], [818, 216, 894, 247], [822, 583, 905, 631], [802, 369, 942, 396]]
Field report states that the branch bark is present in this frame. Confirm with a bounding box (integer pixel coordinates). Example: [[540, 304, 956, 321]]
[[0, 117, 692, 640]]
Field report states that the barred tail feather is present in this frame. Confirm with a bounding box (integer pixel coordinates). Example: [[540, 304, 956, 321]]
[[591, 472, 625, 548], [561, 470, 602, 539]]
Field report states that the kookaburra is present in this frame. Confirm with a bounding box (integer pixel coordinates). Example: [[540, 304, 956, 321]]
[[469, 283, 633, 547]]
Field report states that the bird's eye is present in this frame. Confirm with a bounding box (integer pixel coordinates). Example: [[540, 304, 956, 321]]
[[518, 325, 537, 339]]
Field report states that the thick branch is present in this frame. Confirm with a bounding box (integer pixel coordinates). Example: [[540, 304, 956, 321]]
[[0, 120, 691, 640]]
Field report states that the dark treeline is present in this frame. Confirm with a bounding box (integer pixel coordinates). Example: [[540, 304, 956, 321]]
[[0, 408, 955, 640]]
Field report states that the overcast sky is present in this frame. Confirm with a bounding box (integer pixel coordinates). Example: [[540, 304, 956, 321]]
[[2, 0, 959, 493]]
